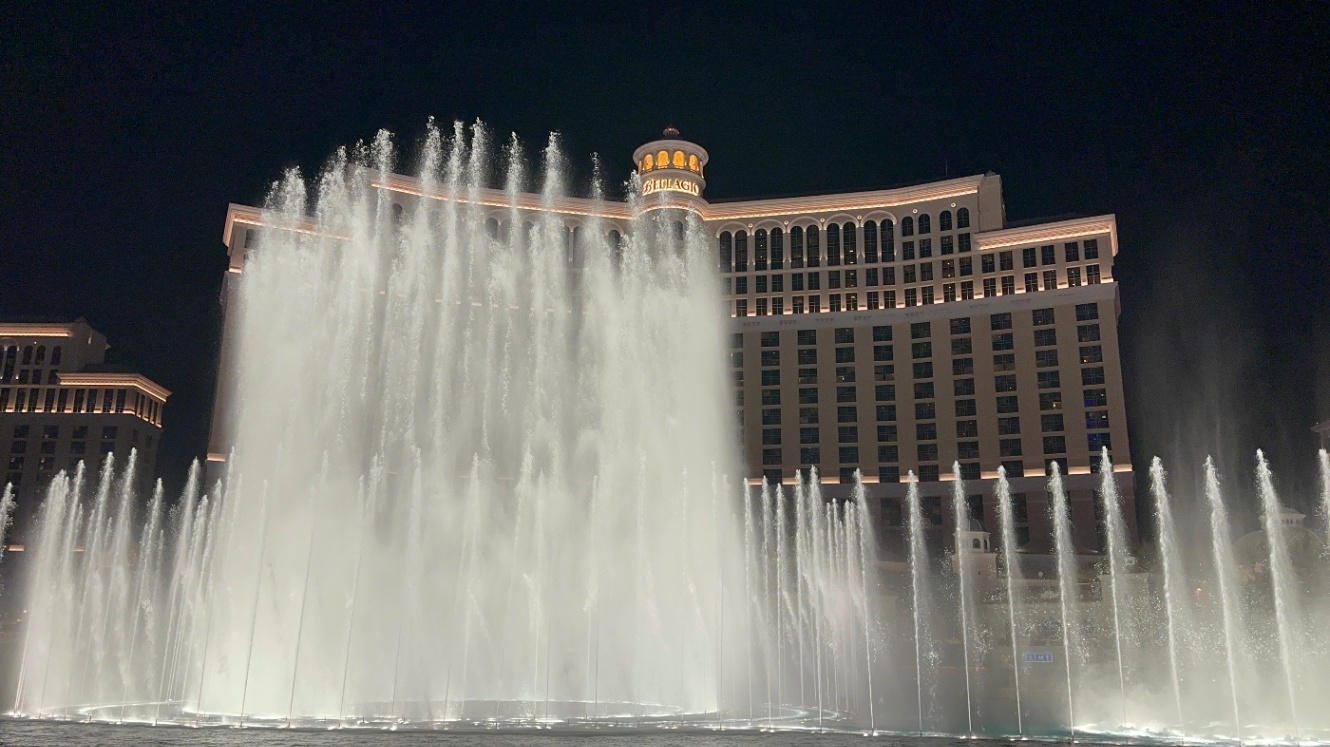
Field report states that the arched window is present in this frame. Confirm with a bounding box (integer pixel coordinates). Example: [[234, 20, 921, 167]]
[[718, 232, 733, 272], [842, 222, 857, 265], [901, 216, 914, 237], [755, 229, 768, 271], [392, 203, 404, 224], [882, 219, 895, 262], [790, 226, 805, 268], [21, 346, 33, 365], [673, 151, 686, 169], [957, 207, 970, 228], [485, 218, 500, 239], [657, 150, 669, 169], [863, 221, 878, 263], [940, 210, 953, 231], [735, 230, 749, 272], [973, 538, 981, 549], [770, 227, 785, 269], [50, 346, 62, 366], [918, 214, 931, 234], [34, 346, 46, 365], [826, 223, 841, 266], [689, 154, 699, 172], [609, 230, 623, 268], [642, 156, 653, 172], [806, 225, 821, 267]]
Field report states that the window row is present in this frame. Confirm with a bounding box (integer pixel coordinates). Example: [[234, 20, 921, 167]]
[[0, 387, 163, 424], [717, 220, 973, 273]]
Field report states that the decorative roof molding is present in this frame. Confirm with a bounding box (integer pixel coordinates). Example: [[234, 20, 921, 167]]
[[57, 373, 171, 401]]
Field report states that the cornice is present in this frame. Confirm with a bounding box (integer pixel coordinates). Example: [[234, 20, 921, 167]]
[[57, 372, 172, 401]]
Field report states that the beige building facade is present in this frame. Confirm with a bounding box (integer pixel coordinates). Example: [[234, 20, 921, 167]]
[[213, 129, 1135, 556], [0, 320, 168, 544]]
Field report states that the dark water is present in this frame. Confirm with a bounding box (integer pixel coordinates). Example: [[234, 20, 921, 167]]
[[0, 722, 1128, 747]]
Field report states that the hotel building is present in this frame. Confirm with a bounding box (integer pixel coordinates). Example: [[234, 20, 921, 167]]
[[0, 321, 169, 544], [214, 129, 1135, 556]]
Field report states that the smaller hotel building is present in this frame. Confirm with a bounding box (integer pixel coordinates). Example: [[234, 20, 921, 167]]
[[215, 129, 1135, 557], [0, 321, 169, 544]]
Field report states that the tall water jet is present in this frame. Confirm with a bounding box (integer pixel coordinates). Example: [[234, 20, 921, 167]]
[[1255, 451, 1300, 736], [993, 466, 1024, 736], [1319, 449, 1330, 552], [1048, 463, 1079, 737], [905, 472, 930, 735], [1096, 448, 1131, 727], [950, 463, 975, 736], [1204, 457, 1245, 740], [1148, 457, 1187, 732]]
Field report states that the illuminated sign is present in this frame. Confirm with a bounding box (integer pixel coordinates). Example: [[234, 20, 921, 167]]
[[642, 177, 700, 197]]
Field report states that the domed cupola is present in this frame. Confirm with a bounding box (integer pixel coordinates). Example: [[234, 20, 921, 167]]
[[632, 127, 709, 211]]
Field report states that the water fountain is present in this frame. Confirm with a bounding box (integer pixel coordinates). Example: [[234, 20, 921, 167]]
[[4, 123, 1330, 742]]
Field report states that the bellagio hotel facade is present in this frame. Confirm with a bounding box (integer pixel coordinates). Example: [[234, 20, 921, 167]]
[[215, 129, 1135, 555]]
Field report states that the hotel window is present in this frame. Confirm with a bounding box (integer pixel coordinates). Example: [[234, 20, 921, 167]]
[[957, 208, 970, 228], [999, 251, 1013, 271], [1000, 461, 1025, 478], [828, 271, 841, 289], [1001, 276, 1015, 295], [846, 293, 859, 310], [950, 317, 971, 335], [732, 352, 744, 368], [918, 446, 939, 465], [1023, 248, 1037, 268], [800, 388, 819, 405], [1084, 388, 1108, 408], [941, 260, 956, 279], [904, 265, 916, 284], [991, 312, 1012, 330], [1084, 239, 1099, 259], [845, 270, 858, 288], [809, 295, 821, 312], [1039, 392, 1063, 410], [959, 233, 971, 252], [1088, 432, 1112, 452], [837, 386, 857, 403], [771, 275, 785, 292], [755, 229, 769, 270], [941, 235, 954, 255], [796, 329, 816, 347], [761, 350, 780, 366], [1080, 345, 1102, 364], [864, 221, 879, 263], [1042, 413, 1065, 432], [1086, 410, 1110, 430], [736, 277, 748, 294], [1082, 367, 1106, 386], [1078, 324, 1101, 342], [902, 240, 915, 260], [826, 224, 841, 266], [875, 382, 895, 399], [960, 281, 975, 300], [791, 226, 805, 268], [918, 214, 931, 234], [1076, 302, 1099, 321], [957, 420, 978, 438], [792, 297, 806, 314], [999, 437, 1023, 457], [915, 381, 935, 399], [958, 442, 980, 461], [800, 407, 819, 423], [807, 225, 821, 267], [762, 408, 782, 425], [955, 378, 976, 395], [808, 273, 821, 290], [882, 220, 896, 261], [883, 267, 896, 284], [1037, 371, 1061, 389], [1024, 273, 1039, 293], [956, 399, 977, 417], [917, 423, 938, 441], [791, 273, 804, 292], [995, 375, 1017, 392], [1087, 265, 1102, 284], [839, 445, 860, 462], [1033, 308, 1055, 326], [953, 358, 974, 375], [879, 445, 900, 463], [762, 429, 782, 445], [734, 300, 748, 317], [1035, 349, 1059, 368], [722, 278, 732, 294], [958, 257, 972, 276], [843, 222, 858, 264], [735, 231, 748, 272], [757, 299, 769, 316], [901, 216, 914, 236], [837, 366, 856, 383], [874, 345, 894, 361], [911, 322, 931, 339], [1067, 267, 1082, 287], [834, 327, 855, 344], [939, 210, 953, 231], [919, 239, 932, 258], [839, 426, 859, 442], [877, 405, 897, 422], [1043, 436, 1067, 454], [1034, 329, 1057, 346], [921, 287, 935, 304], [982, 255, 996, 274], [763, 449, 783, 465], [798, 368, 817, 384], [865, 268, 879, 286], [905, 289, 917, 307], [773, 298, 786, 314], [877, 424, 899, 443], [761, 370, 781, 386], [993, 354, 1016, 371], [735, 391, 745, 406], [951, 337, 972, 355], [867, 291, 880, 310], [1041, 245, 1056, 265], [1065, 241, 1080, 262], [800, 447, 821, 465], [771, 227, 785, 269], [756, 276, 768, 293], [884, 290, 896, 308], [1043, 270, 1057, 290]]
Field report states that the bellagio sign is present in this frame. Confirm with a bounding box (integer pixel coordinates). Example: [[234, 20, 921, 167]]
[[641, 177, 700, 197]]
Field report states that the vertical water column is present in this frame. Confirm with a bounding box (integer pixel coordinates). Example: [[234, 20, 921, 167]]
[[950, 464, 975, 736], [1203, 458, 1245, 740], [1047, 464, 1079, 737], [1148, 457, 1187, 732], [1255, 451, 1300, 736], [904, 473, 930, 734], [993, 467, 1024, 736], [1096, 449, 1131, 727]]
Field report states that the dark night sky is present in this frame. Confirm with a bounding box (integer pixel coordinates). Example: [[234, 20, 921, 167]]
[[2, 3, 1328, 518]]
